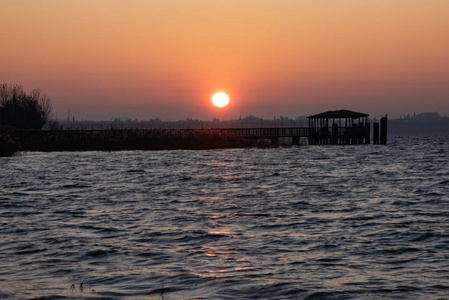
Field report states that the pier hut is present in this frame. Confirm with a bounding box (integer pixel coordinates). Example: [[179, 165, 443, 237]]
[[308, 109, 370, 145]]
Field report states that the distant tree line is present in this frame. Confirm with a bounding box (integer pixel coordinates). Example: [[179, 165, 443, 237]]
[[0, 83, 52, 129]]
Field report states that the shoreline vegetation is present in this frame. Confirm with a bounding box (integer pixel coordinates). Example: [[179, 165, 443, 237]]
[[0, 128, 263, 155], [0, 129, 18, 156]]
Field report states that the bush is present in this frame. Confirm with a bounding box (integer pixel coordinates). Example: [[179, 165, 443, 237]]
[[0, 83, 52, 129], [0, 129, 18, 156]]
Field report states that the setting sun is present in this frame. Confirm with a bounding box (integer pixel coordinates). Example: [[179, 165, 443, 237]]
[[212, 92, 229, 108]]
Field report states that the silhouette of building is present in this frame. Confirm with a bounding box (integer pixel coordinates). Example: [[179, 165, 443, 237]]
[[415, 112, 439, 120], [308, 109, 371, 145]]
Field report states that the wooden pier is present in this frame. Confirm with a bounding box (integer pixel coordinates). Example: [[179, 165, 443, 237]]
[[7, 109, 387, 151], [195, 109, 388, 146], [308, 109, 368, 145], [216, 127, 309, 146], [307, 109, 387, 145], [214, 109, 388, 146]]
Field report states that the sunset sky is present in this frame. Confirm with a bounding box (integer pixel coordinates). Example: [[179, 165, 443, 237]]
[[1, 1, 448, 121]]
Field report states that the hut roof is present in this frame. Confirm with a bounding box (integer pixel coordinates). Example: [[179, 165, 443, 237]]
[[307, 109, 369, 119]]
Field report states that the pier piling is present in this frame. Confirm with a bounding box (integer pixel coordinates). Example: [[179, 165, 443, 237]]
[[380, 116, 388, 145], [373, 122, 379, 144]]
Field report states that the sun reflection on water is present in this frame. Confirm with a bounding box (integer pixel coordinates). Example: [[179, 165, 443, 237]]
[[194, 211, 227, 219], [187, 242, 254, 279], [184, 156, 257, 281]]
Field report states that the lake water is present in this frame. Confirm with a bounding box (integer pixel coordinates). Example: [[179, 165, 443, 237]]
[[1, 136, 448, 299]]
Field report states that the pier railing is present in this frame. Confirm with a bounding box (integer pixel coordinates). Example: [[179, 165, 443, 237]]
[[7, 122, 385, 150], [216, 127, 309, 137]]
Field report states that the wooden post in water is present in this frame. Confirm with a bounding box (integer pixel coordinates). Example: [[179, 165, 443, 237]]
[[250, 137, 258, 147], [364, 122, 371, 144], [352, 124, 358, 145], [380, 116, 388, 145], [331, 123, 338, 144], [373, 122, 379, 144], [292, 136, 300, 146]]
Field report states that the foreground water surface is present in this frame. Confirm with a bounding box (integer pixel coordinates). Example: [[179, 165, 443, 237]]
[[1, 136, 448, 299]]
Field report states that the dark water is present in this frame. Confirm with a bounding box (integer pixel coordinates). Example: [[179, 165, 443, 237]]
[[1, 136, 448, 299]]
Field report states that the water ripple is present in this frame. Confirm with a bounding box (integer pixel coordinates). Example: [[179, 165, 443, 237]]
[[1, 137, 448, 299]]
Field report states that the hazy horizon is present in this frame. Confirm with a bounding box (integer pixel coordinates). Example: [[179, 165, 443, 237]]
[[57, 110, 447, 123], [2, 1, 448, 121]]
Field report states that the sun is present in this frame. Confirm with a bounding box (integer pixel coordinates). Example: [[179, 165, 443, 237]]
[[212, 92, 229, 108]]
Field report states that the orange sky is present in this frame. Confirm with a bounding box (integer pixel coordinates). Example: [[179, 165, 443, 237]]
[[1, 1, 448, 120]]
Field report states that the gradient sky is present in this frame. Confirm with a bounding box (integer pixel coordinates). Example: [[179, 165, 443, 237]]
[[1, 1, 448, 121]]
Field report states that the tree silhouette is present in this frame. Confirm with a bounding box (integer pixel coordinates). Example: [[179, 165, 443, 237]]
[[0, 83, 52, 129]]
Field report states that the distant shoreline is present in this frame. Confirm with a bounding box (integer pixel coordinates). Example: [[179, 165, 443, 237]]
[[54, 113, 449, 136]]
